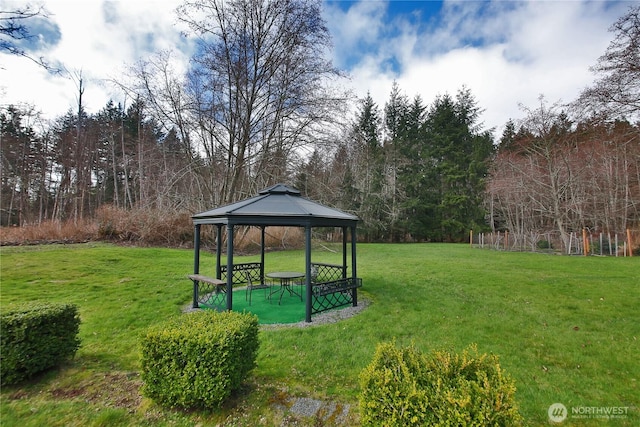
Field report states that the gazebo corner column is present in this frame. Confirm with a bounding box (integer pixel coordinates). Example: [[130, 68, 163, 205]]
[[216, 224, 223, 279], [305, 225, 312, 323], [260, 226, 266, 281], [342, 226, 348, 279], [226, 224, 234, 311], [351, 225, 358, 307], [192, 224, 201, 309]]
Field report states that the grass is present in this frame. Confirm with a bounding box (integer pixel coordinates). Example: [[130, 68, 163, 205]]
[[0, 242, 638, 426]]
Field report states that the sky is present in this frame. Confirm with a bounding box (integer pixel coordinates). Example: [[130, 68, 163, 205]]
[[0, 0, 635, 136]]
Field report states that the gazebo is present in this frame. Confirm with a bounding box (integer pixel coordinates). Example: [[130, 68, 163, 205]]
[[190, 183, 361, 322]]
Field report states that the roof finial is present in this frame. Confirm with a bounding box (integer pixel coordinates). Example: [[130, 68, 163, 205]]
[[259, 183, 301, 195]]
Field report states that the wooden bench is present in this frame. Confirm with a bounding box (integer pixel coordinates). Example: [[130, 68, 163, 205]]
[[188, 274, 226, 291], [311, 276, 362, 315], [188, 274, 227, 309], [312, 277, 362, 296], [189, 262, 264, 309]]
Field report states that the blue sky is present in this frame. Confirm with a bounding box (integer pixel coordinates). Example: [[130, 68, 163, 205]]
[[0, 0, 635, 134]]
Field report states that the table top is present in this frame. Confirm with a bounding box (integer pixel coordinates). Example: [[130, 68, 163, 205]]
[[267, 271, 305, 279]]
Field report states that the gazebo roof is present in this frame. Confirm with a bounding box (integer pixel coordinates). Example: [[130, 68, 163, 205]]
[[192, 184, 359, 227]]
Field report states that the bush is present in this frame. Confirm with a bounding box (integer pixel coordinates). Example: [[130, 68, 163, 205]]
[[536, 240, 552, 250], [1, 303, 81, 386], [140, 310, 259, 409], [95, 205, 193, 247], [0, 220, 96, 245], [359, 342, 522, 426]]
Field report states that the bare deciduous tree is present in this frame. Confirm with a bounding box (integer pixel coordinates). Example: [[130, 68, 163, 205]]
[[488, 97, 640, 252], [576, 6, 640, 120], [177, 0, 348, 203], [0, 3, 62, 73]]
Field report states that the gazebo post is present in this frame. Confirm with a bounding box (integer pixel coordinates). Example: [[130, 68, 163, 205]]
[[351, 225, 358, 307], [260, 226, 265, 281], [216, 224, 222, 279], [226, 224, 234, 311], [192, 224, 201, 309], [305, 225, 312, 323], [342, 226, 348, 278]]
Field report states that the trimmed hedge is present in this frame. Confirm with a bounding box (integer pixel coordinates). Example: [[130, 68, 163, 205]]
[[1, 303, 81, 386], [140, 310, 259, 409], [359, 342, 522, 426]]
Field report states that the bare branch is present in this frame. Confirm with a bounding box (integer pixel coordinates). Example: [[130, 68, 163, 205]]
[[0, 3, 63, 74]]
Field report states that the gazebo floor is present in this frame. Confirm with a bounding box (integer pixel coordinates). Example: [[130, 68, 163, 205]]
[[201, 287, 308, 324]]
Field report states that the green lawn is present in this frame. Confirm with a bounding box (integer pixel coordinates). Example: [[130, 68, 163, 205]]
[[1, 242, 638, 426]]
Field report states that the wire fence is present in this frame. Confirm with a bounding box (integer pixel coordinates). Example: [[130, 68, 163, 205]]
[[470, 229, 638, 257]]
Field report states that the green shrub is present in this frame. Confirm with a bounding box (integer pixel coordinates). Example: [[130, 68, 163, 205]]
[[140, 310, 259, 409], [1, 303, 81, 386], [536, 240, 552, 250], [359, 342, 522, 426]]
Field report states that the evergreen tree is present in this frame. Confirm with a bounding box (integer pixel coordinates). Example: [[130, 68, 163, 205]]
[[395, 96, 435, 240], [498, 119, 517, 152], [383, 81, 409, 241], [384, 81, 409, 142], [397, 87, 494, 242], [351, 93, 386, 241]]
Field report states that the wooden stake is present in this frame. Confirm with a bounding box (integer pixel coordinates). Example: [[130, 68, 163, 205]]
[[599, 233, 603, 256]]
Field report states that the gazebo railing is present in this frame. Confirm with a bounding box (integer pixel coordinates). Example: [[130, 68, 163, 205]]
[[220, 262, 263, 284], [311, 262, 346, 282], [191, 262, 263, 311], [312, 277, 362, 315], [193, 259, 361, 318], [189, 274, 227, 311]]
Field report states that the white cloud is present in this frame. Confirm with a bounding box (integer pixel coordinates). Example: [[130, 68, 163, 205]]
[[336, 0, 633, 135], [1, 0, 634, 138], [1, 0, 187, 118], [324, 0, 389, 67]]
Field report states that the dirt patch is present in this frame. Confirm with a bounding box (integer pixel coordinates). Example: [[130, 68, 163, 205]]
[[49, 371, 143, 412]]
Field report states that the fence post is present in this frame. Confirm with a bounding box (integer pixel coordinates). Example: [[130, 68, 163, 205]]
[[608, 232, 612, 256], [599, 233, 603, 256], [568, 232, 573, 255], [627, 229, 633, 257]]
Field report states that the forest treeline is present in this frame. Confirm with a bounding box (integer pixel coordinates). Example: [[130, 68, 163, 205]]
[[1, 1, 639, 247]]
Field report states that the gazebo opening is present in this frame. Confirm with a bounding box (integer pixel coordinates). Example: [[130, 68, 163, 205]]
[[189, 184, 362, 323]]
